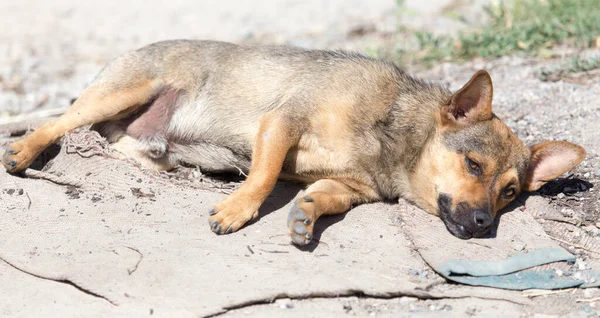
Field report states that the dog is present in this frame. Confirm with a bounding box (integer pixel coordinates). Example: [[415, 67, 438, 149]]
[[2, 40, 586, 245]]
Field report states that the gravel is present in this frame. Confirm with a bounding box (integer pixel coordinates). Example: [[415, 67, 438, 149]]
[[1, 1, 599, 316]]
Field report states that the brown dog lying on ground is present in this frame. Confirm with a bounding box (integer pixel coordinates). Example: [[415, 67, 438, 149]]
[[2, 40, 586, 245]]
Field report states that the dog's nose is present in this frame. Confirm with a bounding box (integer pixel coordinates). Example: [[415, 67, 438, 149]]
[[472, 210, 493, 231]]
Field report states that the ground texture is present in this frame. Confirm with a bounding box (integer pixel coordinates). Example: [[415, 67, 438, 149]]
[[1, 1, 599, 317]]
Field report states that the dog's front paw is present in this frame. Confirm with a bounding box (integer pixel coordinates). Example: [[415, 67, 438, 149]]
[[287, 196, 316, 246], [2, 142, 34, 173], [208, 194, 260, 235]]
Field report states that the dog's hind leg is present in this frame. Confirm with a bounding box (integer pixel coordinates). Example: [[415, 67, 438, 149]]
[[2, 79, 163, 173], [287, 179, 379, 246]]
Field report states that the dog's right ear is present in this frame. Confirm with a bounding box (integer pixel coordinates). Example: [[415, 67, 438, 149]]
[[440, 70, 493, 128]]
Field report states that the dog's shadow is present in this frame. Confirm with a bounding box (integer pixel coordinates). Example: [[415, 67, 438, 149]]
[[247, 182, 348, 252], [298, 213, 348, 252], [255, 182, 304, 218], [486, 177, 593, 238]]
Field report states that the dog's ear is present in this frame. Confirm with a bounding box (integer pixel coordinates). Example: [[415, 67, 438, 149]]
[[441, 70, 493, 127], [524, 141, 586, 191]]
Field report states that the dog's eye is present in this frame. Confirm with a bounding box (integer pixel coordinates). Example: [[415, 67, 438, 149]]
[[466, 157, 481, 176], [503, 187, 516, 199]]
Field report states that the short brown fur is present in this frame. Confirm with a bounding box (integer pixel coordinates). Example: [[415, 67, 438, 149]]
[[2, 40, 586, 243]]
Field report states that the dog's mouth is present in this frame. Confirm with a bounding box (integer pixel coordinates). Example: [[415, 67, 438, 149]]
[[437, 193, 473, 239], [440, 215, 473, 239]]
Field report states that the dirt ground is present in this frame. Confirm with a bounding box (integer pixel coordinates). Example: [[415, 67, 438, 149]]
[[1, 1, 599, 317]]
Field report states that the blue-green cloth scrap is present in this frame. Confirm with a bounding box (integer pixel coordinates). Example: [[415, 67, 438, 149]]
[[435, 247, 600, 290]]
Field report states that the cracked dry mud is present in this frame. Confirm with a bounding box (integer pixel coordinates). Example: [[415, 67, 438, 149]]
[[1, 1, 600, 317]]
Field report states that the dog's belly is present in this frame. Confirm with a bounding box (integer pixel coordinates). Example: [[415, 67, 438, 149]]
[[280, 133, 355, 182], [169, 142, 252, 174], [164, 93, 260, 173], [165, 102, 359, 179], [164, 93, 374, 181]]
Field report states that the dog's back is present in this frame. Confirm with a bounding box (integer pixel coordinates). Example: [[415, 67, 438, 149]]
[[97, 40, 434, 179]]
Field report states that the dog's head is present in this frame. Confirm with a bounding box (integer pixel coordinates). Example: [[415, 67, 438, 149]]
[[410, 70, 586, 239]]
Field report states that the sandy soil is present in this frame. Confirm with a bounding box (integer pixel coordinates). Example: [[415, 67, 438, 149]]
[[1, 1, 599, 317]]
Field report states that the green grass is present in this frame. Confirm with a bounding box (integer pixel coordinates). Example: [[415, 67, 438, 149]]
[[537, 54, 600, 81], [401, 0, 600, 65]]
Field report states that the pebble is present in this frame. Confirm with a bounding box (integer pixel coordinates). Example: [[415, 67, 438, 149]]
[[595, 171, 600, 178], [429, 304, 451, 311], [191, 170, 202, 179], [575, 258, 587, 271], [408, 268, 423, 276], [560, 208, 574, 217], [555, 269, 563, 277], [513, 243, 525, 251], [596, 222, 600, 229], [584, 172, 591, 178], [400, 297, 418, 304], [275, 299, 293, 309], [523, 114, 538, 123], [343, 303, 352, 312], [557, 193, 566, 199]]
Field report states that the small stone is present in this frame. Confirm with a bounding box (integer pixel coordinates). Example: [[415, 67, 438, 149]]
[[556, 270, 563, 277], [275, 299, 293, 309], [513, 243, 525, 251], [192, 170, 201, 179], [576, 258, 587, 270], [584, 172, 591, 178], [343, 304, 352, 312], [400, 297, 418, 304], [465, 307, 479, 316], [595, 171, 600, 178], [561, 208, 574, 217], [596, 222, 600, 229], [408, 268, 422, 277], [557, 193, 566, 199]]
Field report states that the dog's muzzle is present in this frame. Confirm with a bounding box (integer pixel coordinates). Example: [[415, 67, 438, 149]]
[[437, 194, 493, 239]]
